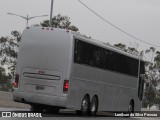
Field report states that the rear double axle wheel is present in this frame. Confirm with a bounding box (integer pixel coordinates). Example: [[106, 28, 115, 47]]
[[90, 96, 98, 116], [76, 95, 98, 116]]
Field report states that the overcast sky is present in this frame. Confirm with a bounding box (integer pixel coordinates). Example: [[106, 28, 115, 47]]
[[1, 0, 160, 52]]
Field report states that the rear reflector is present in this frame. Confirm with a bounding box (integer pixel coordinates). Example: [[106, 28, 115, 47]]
[[63, 80, 69, 93], [13, 74, 19, 88]]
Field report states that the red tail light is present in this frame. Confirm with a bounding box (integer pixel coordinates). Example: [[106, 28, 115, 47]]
[[63, 80, 69, 93], [13, 74, 19, 88]]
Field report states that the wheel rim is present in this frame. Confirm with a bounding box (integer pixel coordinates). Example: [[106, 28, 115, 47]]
[[82, 99, 88, 111], [90, 97, 98, 116], [91, 101, 96, 112], [128, 104, 133, 112]]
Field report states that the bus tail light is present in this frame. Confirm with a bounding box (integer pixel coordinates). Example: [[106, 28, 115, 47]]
[[63, 80, 69, 93], [13, 74, 19, 88]]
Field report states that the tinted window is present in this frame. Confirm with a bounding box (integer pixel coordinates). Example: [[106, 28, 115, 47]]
[[74, 39, 139, 77]]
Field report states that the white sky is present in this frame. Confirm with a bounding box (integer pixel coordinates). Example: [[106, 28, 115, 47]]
[[1, 0, 160, 52]]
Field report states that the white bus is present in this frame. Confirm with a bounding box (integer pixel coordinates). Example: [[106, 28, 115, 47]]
[[13, 26, 145, 115]]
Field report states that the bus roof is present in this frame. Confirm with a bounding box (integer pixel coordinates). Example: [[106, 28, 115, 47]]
[[24, 26, 143, 61]]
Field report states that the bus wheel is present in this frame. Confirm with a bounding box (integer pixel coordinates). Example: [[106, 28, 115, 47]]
[[81, 95, 90, 116], [90, 96, 98, 116], [128, 101, 134, 113]]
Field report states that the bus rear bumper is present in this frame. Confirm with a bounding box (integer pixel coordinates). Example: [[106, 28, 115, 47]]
[[13, 91, 67, 108]]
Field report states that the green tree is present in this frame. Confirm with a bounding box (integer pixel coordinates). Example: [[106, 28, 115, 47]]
[[143, 86, 156, 108], [154, 51, 160, 70], [0, 30, 21, 76], [114, 43, 140, 55], [127, 47, 139, 55], [0, 66, 12, 92], [142, 47, 160, 108], [114, 43, 127, 52], [0, 31, 20, 91], [41, 14, 79, 32], [145, 47, 160, 87], [155, 96, 160, 109]]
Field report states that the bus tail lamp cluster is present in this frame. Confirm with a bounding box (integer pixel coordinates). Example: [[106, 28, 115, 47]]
[[12, 74, 19, 88], [63, 80, 69, 93]]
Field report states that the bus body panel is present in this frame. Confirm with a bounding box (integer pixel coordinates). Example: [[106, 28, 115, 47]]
[[67, 63, 140, 111], [13, 27, 72, 107], [13, 91, 67, 107]]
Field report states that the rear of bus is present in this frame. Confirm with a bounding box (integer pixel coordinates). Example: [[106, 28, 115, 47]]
[[13, 27, 72, 109]]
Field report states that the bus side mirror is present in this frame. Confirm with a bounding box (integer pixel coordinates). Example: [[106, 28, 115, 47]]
[[140, 74, 145, 79]]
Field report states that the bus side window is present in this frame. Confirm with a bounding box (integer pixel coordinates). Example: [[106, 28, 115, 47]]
[[84, 44, 92, 65], [103, 50, 111, 69], [75, 40, 84, 63], [121, 55, 127, 73], [93, 48, 103, 67], [109, 51, 117, 71]]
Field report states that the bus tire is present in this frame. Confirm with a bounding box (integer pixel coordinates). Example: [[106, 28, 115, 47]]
[[81, 95, 90, 116], [128, 100, 134, 113], [90, 96, 98, 116]]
